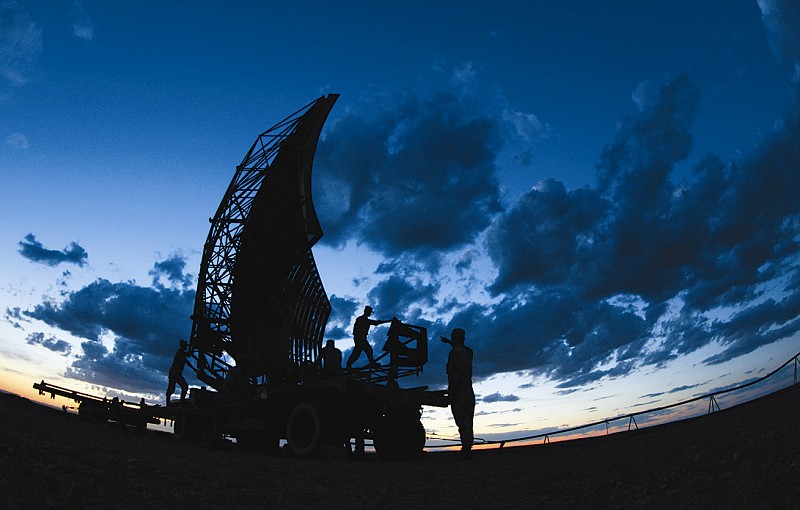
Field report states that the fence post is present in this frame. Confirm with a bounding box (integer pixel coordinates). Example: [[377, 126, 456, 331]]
[[707, 395, 721, 414]]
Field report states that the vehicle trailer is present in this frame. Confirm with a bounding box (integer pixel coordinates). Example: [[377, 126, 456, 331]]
[[34, 317, 448, 459], [153, 317, 447, 459]]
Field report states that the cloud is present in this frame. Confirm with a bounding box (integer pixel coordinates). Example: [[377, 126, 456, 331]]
[[640, 382, 703, 399], [502, 108, 551, 143], [450, 69, 800, 388], [367, 274, 437, 318], [71, 0, 94, 41], [703, 293, 800, 365], [25, 332, 71, 355], [3, 306, 27, 329], [3, 132, 28, 149], [453, 61, 477, 83], [475, 407, 523, 416], [18, 234, 88, 267], [408, 71, 800, 389], [486, 178, 609, 294], [0, 1, 42, 87], [631, 80, 658, 112], [326, 294, 359, 340], [149, 253, 193, 289], [314, 84, 505, 260], [481, 391, 520, 403], [23, 256, 195, 395]]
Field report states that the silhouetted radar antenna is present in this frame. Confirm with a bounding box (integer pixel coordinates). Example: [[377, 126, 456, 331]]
[[187, 94, 339, 389]]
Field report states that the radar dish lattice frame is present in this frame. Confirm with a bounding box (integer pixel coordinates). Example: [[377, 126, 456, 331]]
[[186, 95, 338, 388]]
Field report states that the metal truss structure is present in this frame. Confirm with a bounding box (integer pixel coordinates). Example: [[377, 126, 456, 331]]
[[187, 94, 339, 389]]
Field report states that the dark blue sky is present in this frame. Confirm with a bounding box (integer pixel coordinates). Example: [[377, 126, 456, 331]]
[[1, 0, 798, 437]]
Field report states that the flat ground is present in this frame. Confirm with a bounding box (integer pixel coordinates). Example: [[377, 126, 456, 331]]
[[1, 384, 799, 509]]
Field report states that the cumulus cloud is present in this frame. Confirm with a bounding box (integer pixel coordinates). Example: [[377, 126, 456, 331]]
[[0, 1, 42, 87], [486, 178, 609, 294], [473, 70, 799, 387], [18, 234, 88, 267], [4, 132, 29, 149], [25, 331, 71, 355], [149, 254, 193, 289], [367, 274, 437, 318], [314, 86, 505, 259], [23, 256, 195, 395]]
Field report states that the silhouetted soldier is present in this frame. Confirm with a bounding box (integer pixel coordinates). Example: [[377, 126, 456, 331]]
[[166, 340, 189, 405], [320, 339, 343, 376], [346, 306, 390, 369], [444, 328, 474, 458]]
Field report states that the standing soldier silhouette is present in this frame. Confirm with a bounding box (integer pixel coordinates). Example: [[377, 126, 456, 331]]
[[445, 328, 475, 458], [166, 340, 189, 405], [320, 339, 343, 376], [346, 306, 390, 369]]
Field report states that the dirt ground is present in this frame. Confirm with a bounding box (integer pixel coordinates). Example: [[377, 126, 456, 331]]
[[1, 384, 799, 509]]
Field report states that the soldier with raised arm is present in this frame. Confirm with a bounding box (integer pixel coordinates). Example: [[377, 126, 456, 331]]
[[346, 306, 390, 369]]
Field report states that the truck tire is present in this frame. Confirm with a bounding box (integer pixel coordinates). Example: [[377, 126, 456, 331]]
[[373, 414, 426, 460], [286, 402, 324, 458], [174, 414, 193, 440]]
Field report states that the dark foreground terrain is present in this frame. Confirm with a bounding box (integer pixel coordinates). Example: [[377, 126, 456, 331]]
[[1, 384, 799, 509]]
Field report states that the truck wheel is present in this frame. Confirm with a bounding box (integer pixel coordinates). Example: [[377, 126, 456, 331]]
[[174, 415, 197, 441], [174, 415, 189, 439], [373, 415, 426, 460], [286, 402, 324, 458]]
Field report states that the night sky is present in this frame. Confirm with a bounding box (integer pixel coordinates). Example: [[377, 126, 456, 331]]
[[2, 0, 799, 441]]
